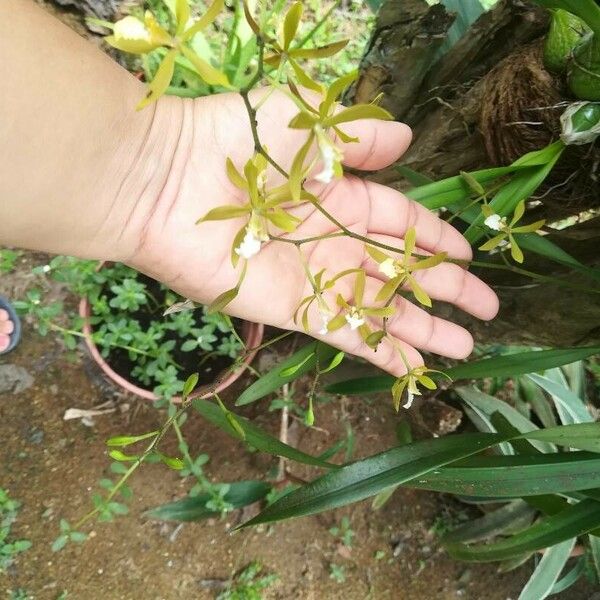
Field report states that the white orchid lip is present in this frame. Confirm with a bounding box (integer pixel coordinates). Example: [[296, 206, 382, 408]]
[[378, 258, 398, 279], [235, 228, 262, 259], [114, 16, 152, 42], [318, 310, 331, 335], [314, 126, 343, 184], [402, 391, 414, 409], [345, 309, 365, 330], [484, 213, 506, 231]]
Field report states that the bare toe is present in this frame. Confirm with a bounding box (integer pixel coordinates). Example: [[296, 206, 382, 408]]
[[0, 319, 14, 335], [0, 333, 9, 352], [0, 309, 8, 321]]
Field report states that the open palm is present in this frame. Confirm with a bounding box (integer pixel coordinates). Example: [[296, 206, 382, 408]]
[[129, 90, 498, 376]]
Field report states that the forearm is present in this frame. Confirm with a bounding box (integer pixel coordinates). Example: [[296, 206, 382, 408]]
[[0, 0, 183, 261]]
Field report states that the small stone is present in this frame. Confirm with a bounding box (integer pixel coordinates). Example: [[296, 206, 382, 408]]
[[0, 364, 34, 394]]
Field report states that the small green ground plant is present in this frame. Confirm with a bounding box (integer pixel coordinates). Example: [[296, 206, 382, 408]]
[[216, 561, 279, 600], [0, 489, 31, 572], [15, 257, 243, 398]]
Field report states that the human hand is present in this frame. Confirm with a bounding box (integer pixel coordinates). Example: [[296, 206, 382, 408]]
[[121, 90, 498, 376]]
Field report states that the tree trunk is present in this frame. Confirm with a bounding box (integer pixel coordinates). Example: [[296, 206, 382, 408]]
[[353, 0, 600, 346]]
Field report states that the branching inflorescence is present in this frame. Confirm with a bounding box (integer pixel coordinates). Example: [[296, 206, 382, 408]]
[[106, 0, 548, 410]]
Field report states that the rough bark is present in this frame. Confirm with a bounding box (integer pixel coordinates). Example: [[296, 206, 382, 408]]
[[355, 0, 600, 346], [47, 0, 123, 20]]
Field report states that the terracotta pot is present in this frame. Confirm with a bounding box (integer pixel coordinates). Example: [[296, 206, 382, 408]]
[[78, 265, 263, 402]]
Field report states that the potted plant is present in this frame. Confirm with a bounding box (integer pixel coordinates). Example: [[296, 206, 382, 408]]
[[21, 257, 263, 400]]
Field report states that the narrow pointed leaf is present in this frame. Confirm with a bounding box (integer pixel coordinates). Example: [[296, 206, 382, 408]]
[[240, 433, 506, 526], [146, 480, 271, 521], [518, 538, 576, 600], [193, 399, 335, 468], [236, 342, 338, 406], [325, 346, 600, 395], [445, 500, 600, 562]]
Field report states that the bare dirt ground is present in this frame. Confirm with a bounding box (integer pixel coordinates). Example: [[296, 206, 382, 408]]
[[1, 253, 594, 599]]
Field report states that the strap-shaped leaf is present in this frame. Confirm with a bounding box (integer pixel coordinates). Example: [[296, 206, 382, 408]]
[[193, 399, 335, 469], [145, 480, 271, 521], [464, 142, 564, 243], [237, 341, 338, 406], [409, 451, 600, 497], [239, 432, 507, 526], [445, 499, 600, 562], [325, 346, 600, 395], [446, 501, 536, 546], [518, 538, 576, 600]]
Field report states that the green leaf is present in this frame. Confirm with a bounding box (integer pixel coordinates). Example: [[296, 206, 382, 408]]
[[589, 534, 600, 582], [207, 285, 239, 314], [145, 480, 271, 521], [239, 432, 505, 526], [464, 141, 564, 243], [280, 353, 314, 377], [325, 346, 600, 395], [518, 538, 576, 600], [106, 430, 159, 447], [52, 535, 68, 552], [455, 386, 555, 453], [237, 341, 338, 406], [409, 450, 600, 497], [183, 373, 199, 398], [445, 499, 600, 562], [69, 531, 88, 543], [193, 399, 335, 469], [527, 373, 592, 425], [519, 376, 557, 429], [549, 558, 586, 595], [442, 501, 535, 545], [395, 165, 434, 187], [533, 0, 600, 35]]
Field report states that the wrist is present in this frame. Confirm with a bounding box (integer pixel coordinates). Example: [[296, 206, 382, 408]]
[[96, 94, 194, 265]]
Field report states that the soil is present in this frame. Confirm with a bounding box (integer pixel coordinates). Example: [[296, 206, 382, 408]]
[[1, 254, 596, 599]]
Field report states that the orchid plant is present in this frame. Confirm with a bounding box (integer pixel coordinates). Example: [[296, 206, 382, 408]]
[[103, 0, 552, 410], [53, 0, 600, 568]]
